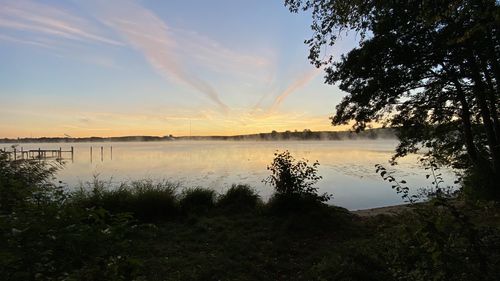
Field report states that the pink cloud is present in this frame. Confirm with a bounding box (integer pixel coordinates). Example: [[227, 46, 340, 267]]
[[84, 0, 229, 112], [0, 0, 122, 46], [269, 68, 321, 112]]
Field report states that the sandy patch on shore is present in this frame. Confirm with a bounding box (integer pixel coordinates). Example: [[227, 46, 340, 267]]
[[352, 204, 411, 217]]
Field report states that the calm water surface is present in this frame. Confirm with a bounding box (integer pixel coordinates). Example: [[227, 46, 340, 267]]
[[2, 140, 456, 210]]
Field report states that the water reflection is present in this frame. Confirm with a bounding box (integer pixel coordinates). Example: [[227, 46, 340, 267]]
[[1, 140, 456, 210]]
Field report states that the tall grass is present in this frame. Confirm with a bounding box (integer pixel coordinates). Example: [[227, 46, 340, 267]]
[[72, 179, 179, 221], [71, 179, 266, 220], [217, 184, 261, 213], [179, 187, 217, 214], [70, 175, 338, 222]]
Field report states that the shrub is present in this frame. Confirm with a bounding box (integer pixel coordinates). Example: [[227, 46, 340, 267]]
[[129, 180, 179, 221], [179, 187, 216, 215], [264, 150, 331, 215], [217, 184, 261, 213], [0, 152, 145, 280], [266, 192, 324, 215], [368, 164, 500, 280], [73, 179, 179, 222], [327, 201, 500, 281], [0, 152, 61, 212]]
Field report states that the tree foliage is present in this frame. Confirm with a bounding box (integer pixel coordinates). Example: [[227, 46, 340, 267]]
[[286, 0, 500, 198], [264, 150, 330, 202]]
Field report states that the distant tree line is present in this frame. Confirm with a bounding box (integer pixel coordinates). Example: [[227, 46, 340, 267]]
[[1, 128, 395, 143], [0, 135, 174, 144], [175, 128, 395, 141]]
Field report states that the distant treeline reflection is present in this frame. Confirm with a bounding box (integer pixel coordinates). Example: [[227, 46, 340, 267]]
[[1, 128, 395, 143]]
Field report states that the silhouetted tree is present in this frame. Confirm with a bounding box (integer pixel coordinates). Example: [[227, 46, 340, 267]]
[[264, 150, 329, 202], [284, 130, 292, 140], [285, 0, 500, 198], [302, 129, 313, 139], [271, 130, 278, 140]]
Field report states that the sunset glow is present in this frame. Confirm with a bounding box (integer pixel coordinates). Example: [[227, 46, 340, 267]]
[[0, 0, 356, 138]]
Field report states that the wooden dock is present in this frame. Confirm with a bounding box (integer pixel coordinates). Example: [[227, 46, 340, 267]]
[[1, 147, 74, 161]]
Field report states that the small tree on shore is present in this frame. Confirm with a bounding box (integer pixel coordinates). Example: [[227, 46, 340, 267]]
[[264, 150, 330, 202]]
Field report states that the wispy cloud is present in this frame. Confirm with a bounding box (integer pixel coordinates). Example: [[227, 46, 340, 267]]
[[269, 68, 321, 112], [0, 0, 122, 46], [83, 0, 230, 112], [0, 0, 275, 112], [0, 33, 54, 49], [173, 28, 273, 81], [0, 0, 329, 133]]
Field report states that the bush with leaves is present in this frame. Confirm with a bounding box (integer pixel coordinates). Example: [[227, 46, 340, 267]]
[[179, 187, 217, 215], [0, 152, 61, 212], [74, 179, 179, 222], [264, 150, 330, 202], [0, 152, 147, 280], [318, 164, 500, 281], [217, 184, 261, 213]]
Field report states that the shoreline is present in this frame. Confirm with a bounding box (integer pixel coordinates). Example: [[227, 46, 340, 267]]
[[351, 203, 412, 217]]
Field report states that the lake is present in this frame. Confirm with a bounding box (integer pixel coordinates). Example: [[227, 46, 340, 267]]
[[1, 140, 456, 210]]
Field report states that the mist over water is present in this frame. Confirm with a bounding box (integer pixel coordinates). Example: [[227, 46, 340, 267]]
[[2, 140, 456, 210]]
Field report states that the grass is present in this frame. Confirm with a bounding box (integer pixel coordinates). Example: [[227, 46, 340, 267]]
[[217, 184, 262, 213], [179, 187, 217, 215], [94, 196, 499, 281], [3, 177, 500, 280], [133, 212, 356, 281], [2, 153, 500, 280], [72, 179, 179, 222]]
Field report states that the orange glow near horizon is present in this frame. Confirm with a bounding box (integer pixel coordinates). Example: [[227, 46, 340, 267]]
[[0, 1, 362, 139], [0, 109, 354, 138]]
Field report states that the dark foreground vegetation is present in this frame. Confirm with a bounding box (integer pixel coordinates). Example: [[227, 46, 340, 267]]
[[286, 0, 500, 199], [1, 152, 500, 281], [2, 0, 500, 279]]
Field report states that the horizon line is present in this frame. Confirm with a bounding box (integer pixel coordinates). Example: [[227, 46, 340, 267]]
[[0, 127, 392, 140]]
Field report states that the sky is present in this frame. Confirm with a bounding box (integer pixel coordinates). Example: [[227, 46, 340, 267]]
[[0, 0, 358, 138]]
